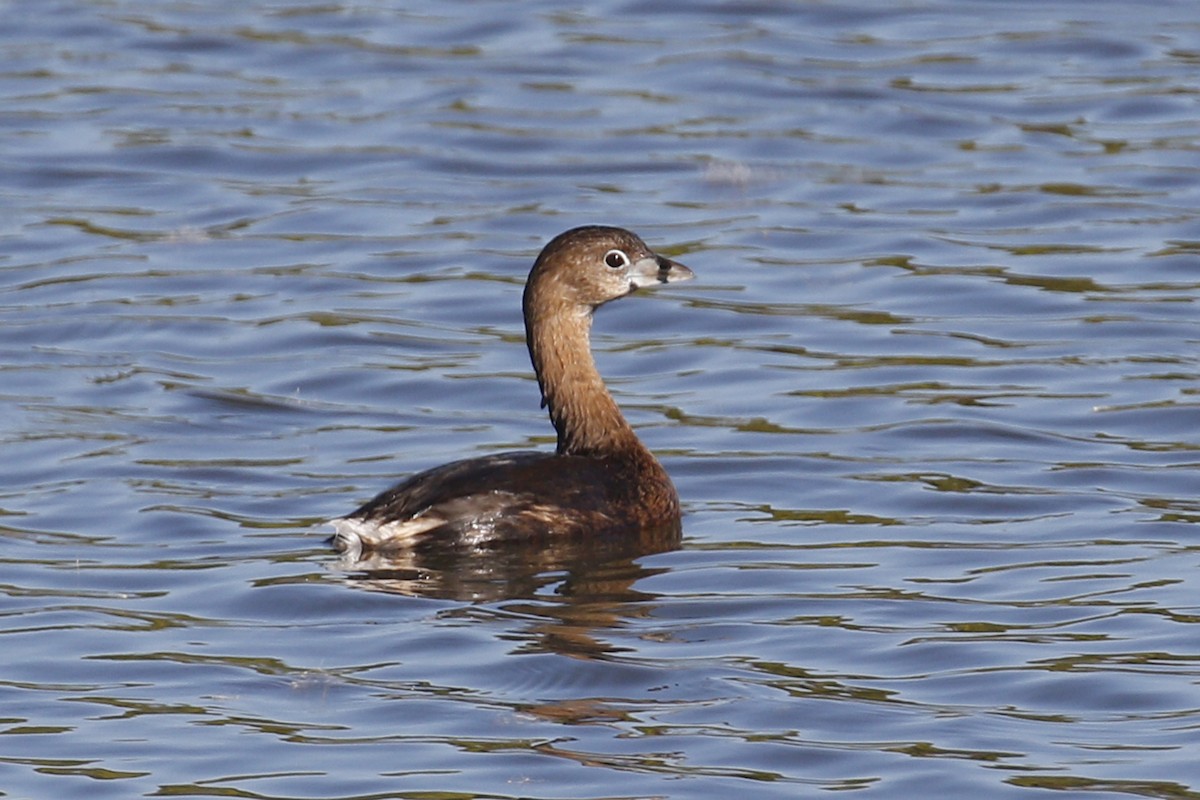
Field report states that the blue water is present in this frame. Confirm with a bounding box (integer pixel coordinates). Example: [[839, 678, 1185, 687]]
[[2, 1, 1198, 798]]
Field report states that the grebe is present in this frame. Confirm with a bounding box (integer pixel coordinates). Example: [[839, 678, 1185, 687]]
[[332, 226, 693, 556]]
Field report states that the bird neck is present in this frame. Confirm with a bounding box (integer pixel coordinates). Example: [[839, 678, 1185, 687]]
[[525, 300, 643, 458]]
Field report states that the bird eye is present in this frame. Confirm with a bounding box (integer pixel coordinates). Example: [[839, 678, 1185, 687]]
[[604, 249, 630, 269]]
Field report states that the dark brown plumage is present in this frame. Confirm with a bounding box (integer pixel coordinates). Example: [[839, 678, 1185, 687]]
[[332, 226, 694, 556]]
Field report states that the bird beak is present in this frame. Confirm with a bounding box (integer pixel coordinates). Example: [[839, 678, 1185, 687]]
[[628, 254, 695, 289]]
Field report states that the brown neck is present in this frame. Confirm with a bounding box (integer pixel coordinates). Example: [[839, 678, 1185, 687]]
[[524, 297, 643, 458]]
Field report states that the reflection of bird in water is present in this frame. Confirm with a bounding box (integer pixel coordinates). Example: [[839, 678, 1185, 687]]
[[334, 530, 678, 661]]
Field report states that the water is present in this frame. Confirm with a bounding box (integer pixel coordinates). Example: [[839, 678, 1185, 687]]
[[2, 1, 1199, 797]]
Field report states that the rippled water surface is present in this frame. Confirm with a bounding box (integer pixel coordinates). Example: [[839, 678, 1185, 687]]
[[3, 1, 1199, 797]]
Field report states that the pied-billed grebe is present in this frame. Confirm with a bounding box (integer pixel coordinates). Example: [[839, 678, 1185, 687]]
[[332, 226, 694, 556]]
